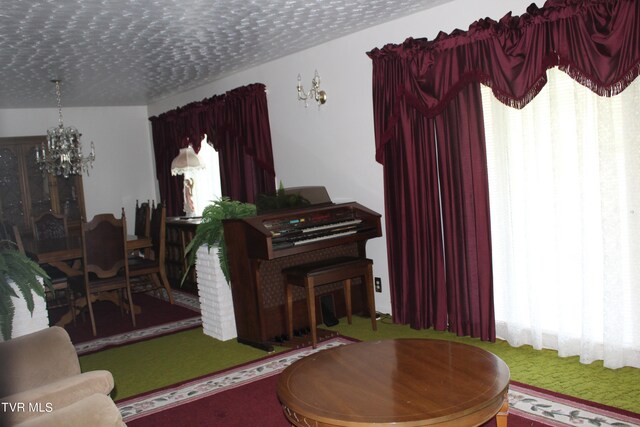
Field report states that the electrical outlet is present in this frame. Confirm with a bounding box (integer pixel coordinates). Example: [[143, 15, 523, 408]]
[[374, 277, 382, 293]]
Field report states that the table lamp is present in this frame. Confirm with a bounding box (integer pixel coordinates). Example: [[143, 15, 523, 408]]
[[170, 145, 204, 217]]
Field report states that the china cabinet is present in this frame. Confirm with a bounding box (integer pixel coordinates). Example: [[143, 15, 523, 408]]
[[0, 136, 86, 236]]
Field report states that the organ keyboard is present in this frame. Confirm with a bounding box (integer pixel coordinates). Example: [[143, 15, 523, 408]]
[[271, 217, 363, 248], [223, 196, 382, 350]]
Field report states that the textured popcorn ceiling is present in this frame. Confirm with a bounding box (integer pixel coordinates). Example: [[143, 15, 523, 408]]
[[0, 0, 452, 108]]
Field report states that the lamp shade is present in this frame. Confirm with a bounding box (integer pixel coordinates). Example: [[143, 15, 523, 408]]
[[170, 145, 204, 176]]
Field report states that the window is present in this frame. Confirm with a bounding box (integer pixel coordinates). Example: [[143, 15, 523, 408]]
[[481, 68, 640, 368]]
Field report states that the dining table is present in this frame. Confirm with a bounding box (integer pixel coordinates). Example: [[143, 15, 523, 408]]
[[23, 234, 153, 327], [23, 234, 152, 275]]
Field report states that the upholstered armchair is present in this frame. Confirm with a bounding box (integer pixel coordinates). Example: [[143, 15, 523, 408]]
[[0, 326, 125, 427]]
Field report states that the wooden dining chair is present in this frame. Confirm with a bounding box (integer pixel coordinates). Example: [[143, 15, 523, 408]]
[[70, 213, 136, 336], [31, 211, 69, 240], [22, 217, 76, 325], [130, 200, 151, 260], [128, 203, 174, 304], [134, 200, 151, 238]]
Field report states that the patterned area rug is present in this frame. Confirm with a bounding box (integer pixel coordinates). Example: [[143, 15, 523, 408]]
[[116, 337, 640, 427], [69, 290, 201, 355], [509, 382, 640, 426]]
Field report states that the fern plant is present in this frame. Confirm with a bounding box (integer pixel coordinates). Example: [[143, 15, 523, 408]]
[[255, 181, 310, 213], [183, 197, 256, 285], [0, 239, 52, 340]]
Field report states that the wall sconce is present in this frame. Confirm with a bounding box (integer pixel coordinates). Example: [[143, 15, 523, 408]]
[[297, 70, 327, 107]]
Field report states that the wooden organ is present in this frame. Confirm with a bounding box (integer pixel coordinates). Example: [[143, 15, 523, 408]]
[[224, 192, 382, 351]]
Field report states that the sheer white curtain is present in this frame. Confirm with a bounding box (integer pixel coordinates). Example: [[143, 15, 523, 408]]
[[481, 68, 640, 369]]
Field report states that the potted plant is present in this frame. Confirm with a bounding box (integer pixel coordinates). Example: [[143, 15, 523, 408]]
[[182, 197, 256, 341], [255, 181, 310, 214], [183, 197, 257, 285], [0, 239, 52, 341]]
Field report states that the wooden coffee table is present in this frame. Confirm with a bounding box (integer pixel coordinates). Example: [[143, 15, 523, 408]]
[[277, 339, 510, 426]]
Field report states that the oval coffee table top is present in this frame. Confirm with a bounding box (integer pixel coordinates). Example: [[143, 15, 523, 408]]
[[277, 339, 510, 426]]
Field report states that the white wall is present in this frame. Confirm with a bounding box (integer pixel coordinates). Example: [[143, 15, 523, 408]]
[[0, 106, 157, 231], [148, 0, 533, 315]]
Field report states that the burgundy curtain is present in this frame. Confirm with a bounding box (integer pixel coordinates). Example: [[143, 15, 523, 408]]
[[149, 83, 276, 216], [149, 111, 187, 217], [435, 83, 494, 340], [379, 87, 448, 332], [209, 84, 276, 203], [368, 0, 640, 340]]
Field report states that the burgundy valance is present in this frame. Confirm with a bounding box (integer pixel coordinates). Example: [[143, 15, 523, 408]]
[[215, 84, 276, 176], [149, 83, 275, 176], [367, 0, 640, 163], [149, 83, 276, 215]]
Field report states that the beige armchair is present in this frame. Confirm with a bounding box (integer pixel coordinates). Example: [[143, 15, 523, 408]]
[[0, 326, 125, 427]]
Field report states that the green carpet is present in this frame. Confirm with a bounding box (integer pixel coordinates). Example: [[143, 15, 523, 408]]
[[80, 315, 640, 414], [79, 328, 288, 400]]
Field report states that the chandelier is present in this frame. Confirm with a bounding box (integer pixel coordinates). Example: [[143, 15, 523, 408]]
[[36, 80, 95, 179]]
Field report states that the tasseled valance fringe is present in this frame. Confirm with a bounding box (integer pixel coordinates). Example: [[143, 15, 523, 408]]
[[560, 63, 640, 98], [481, 75, 549, 111]]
